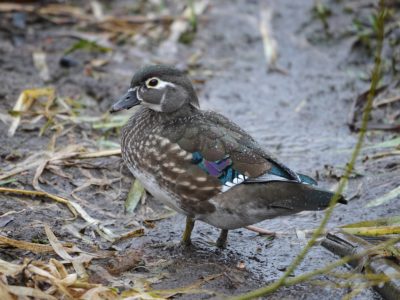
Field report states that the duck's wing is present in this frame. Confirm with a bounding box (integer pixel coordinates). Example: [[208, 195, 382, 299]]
[[162, 111, 305, 194], [158, 110, 345, 218]]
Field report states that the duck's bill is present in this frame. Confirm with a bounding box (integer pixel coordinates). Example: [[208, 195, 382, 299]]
[[110, 88, 140, 113]]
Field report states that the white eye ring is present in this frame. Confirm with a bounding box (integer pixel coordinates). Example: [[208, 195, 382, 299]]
[[146, 77, 159, 88], [145, 77, 176, 89]]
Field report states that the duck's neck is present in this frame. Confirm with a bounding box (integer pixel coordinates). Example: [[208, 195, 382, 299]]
[[158, 103, 198, 122], [123, 104, 198, 143], [130, 104, 197, 125]]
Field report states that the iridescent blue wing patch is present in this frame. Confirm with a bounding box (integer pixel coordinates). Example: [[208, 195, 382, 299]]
[[191, 151, 247, 191]]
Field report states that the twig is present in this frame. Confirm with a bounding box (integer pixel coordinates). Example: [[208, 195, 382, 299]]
[[322, 231, 400, 300], [245, 225, 276, 236], [230, 2, 387, 299]]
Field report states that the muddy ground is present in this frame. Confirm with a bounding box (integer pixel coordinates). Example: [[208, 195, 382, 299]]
[[0, 0, 399, 299]]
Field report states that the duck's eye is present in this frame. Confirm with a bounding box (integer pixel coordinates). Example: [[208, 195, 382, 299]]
[[147, 78, 159, 87]]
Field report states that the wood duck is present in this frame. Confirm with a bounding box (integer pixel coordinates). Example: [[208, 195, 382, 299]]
[[110, 65, 346, 248]]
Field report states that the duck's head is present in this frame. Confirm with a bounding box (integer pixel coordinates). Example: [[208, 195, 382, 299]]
[[110, 65, 199, 113]]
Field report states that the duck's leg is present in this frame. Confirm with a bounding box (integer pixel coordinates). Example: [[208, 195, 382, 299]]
[[181, 217, 195, 246], [216, 229, 228, 248]]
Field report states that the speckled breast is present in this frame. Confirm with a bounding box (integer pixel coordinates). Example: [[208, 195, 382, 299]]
[[120, 108, 219, 215]]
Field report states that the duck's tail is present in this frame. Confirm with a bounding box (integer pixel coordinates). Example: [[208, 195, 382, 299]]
[[244, 169, 347, 211], [297, 173, 347, 207], [266, 181, 348, 211], [295, 183, 348, 210], [244, 180, 347, 212]]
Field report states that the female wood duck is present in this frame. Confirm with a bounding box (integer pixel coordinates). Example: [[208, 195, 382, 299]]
[[110, 65, 346, 248]]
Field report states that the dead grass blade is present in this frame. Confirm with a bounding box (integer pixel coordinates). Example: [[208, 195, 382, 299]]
[[341, 215, 400, 236], [71, 169, 120, 203], [373, 95, 400, 108], [145, 210, 177, 222], [112, 228, 145, 243], [259, 3, 278, 71], [122, 273, 222, 299], [77, 149, 121, 159], [91, 114, 129, 129], [125, 179, 146, 214], [0, 236, 118, 299], [33, 159, 50, 191], [33, 52, 50, 82], [27, 264, 77, 298], [81, 286, 118, 300], [0, 187, 118, 241], [44, 224, 93, 279], [342, 216, 400, 228], [0, 282, 13, 300], [67, 201, 118, 242], [0, 258, 26, 276], [0, 235, 76, 254], [0, 178, 17, 186], [0, 152, 49, 181], [341, 226, 400, 236], [0, 186, 78, 219], [366, 186, 400, 207], [4, 284, 58, 300], [50, 258, 69, 279], [0, 253, 221, 300], [371, 150, 400, 159], [0, 146, 120, 181], [0, 3, 176, 24], [8, 88, 55, 137]]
